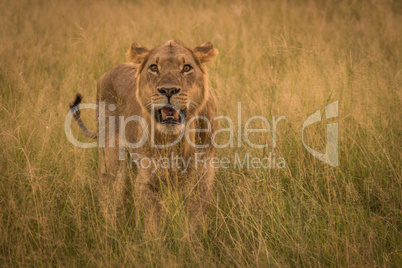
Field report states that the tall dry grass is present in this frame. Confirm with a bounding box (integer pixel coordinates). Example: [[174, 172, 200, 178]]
[[0, 0, 400, 266]]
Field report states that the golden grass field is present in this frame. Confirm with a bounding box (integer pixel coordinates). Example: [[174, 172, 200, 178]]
[[0, 0, 401, 266]]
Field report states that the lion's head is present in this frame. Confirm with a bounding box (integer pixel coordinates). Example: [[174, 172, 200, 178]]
[[126, 40, 218, 135]]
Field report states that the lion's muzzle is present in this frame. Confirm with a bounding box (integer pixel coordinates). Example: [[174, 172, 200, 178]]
[[155, 105, 186, 125]]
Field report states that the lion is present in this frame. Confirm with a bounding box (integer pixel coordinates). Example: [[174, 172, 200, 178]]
[[69, 40, 218, 230]]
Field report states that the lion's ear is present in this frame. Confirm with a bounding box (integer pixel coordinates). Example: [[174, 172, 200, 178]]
[[126, 42, 150, 64], [193, 42, 218, 64]]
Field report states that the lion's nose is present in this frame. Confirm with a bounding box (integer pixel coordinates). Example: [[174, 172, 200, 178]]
[[157, 87, 181, 98]]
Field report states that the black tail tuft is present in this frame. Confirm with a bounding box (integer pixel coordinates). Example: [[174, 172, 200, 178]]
[[70, 93, 82, 109], [70, 93, 83, 119]]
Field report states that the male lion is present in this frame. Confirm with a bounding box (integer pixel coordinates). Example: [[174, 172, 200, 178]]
[[70, 40, 218, 229]]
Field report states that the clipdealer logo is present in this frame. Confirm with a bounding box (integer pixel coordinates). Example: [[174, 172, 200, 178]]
[[65, 101, 339, 169], [302, 101, 339, 167]]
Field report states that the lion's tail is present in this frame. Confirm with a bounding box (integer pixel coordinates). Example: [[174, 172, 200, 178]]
[[69, 93, 98, 139]]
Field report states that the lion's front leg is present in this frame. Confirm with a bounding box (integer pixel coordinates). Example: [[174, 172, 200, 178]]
[[134, 170, 162, 234], [98, 146, 129, 225]]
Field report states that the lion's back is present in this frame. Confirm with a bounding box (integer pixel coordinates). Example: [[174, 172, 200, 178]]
[[97, 63, 139, 105]]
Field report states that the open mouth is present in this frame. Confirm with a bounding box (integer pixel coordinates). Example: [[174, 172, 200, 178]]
[[155, 105, 186, 124]]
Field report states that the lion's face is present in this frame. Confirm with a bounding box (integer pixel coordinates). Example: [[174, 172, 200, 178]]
[[127, 40, 218, 135], [138, 44, 204, 132]]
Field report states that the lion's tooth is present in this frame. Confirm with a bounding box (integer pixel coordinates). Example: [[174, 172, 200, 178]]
[[174, 111, 179, 119], [161, 109, 167, 119]]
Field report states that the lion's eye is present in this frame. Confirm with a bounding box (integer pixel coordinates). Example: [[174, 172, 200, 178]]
[[182, 65, 192, 73], [149, 64, 158, 73]]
